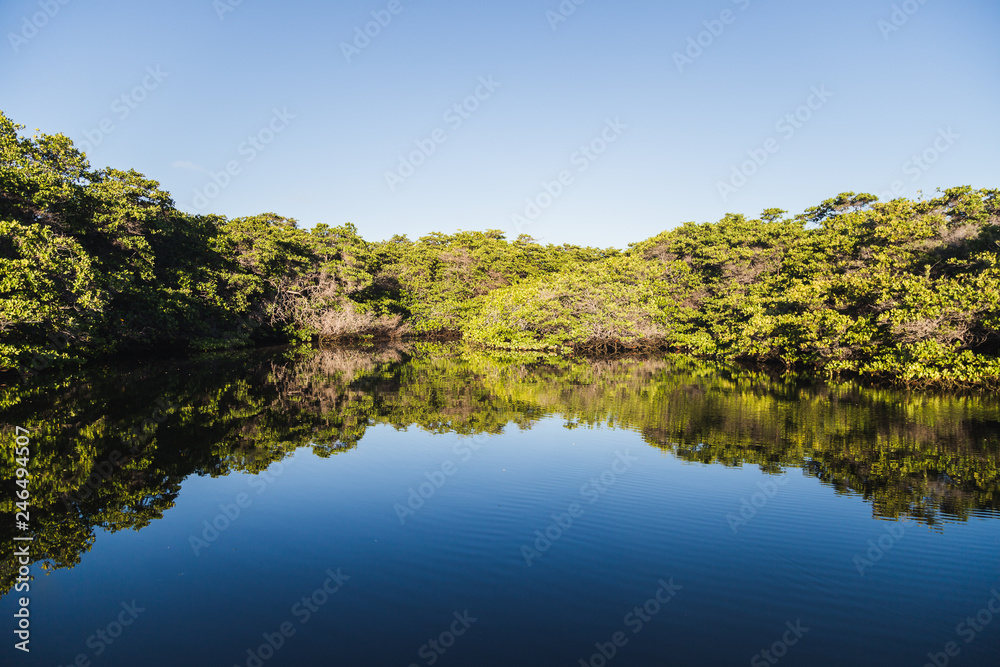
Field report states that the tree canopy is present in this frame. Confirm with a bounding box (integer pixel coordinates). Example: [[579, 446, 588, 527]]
[[2, 110, 998, 388]]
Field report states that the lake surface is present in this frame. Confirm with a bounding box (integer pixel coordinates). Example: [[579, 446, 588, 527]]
[[2, 345, 1000, 666]]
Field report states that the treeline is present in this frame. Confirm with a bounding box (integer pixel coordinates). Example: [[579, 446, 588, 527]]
[[2, 111, 999, 387], [469, 192, 1000, 388], [0, 111, 610, 376]]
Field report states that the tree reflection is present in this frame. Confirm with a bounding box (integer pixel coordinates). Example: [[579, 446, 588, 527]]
[[2, 344, 999, 595]]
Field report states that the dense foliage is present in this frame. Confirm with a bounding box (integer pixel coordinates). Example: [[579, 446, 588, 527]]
[[466, 193, 1000, 388], [2, 111, 999, 387]]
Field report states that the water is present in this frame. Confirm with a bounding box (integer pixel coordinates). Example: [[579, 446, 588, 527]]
[[2, 345, 999, 666]]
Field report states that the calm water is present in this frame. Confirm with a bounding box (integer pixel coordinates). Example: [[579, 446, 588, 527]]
[[2, 345, 999, 666]]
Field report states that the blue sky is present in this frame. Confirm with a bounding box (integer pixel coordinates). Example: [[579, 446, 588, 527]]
[[2, 0, 998, 248]]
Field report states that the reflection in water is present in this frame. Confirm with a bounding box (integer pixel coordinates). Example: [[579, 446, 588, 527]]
[[1, 343, 999, 596]]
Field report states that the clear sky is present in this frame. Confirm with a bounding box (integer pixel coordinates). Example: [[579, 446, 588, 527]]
[[2, 0, 998, 248]]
